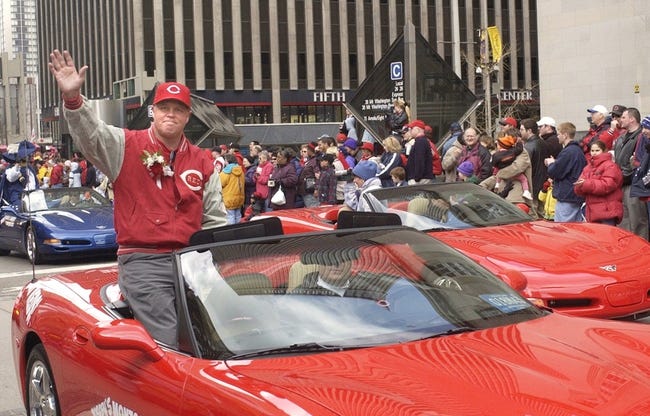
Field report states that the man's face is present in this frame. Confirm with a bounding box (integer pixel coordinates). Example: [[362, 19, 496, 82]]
[[152, 100, 191, 140], [463, 128, 478, 146], [591, 111, 605, 126], [620, 111, 635, 130], [319, 260, 353, 282], [539, 124, 552, 136], [519, 126, 531, 140]]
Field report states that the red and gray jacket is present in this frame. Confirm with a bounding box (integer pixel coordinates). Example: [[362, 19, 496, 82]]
[[64, 98, 227, 254]]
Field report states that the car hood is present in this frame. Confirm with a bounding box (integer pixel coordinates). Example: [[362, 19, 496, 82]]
[[226, 314, 650, 415], [34, 207, 114, 230], [434, 220, 647, 272]]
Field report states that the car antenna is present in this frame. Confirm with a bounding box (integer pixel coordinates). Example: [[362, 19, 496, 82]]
[[25, 189, 37, 279]]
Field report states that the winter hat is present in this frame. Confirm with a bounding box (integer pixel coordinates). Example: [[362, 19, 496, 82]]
[[642, 116, 650, 130], [343, 138, 358, 150], [457, 161, 474, 177], [497, 135, 517, 149], [352, 160, 378, 180]]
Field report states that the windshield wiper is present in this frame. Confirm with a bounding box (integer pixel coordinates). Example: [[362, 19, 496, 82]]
[[412, 326, 476, 342], [228, 342, 356, 360]]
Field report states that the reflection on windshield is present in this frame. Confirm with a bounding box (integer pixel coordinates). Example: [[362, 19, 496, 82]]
[[179, 229, 543, 360], [362, 184, 532, 231], [23, 187, 111, 212]]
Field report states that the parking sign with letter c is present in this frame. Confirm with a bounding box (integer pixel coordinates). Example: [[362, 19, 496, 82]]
[[391, 62, 403, 81]]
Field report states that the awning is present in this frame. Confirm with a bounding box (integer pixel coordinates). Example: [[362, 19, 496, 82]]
[[127, 84, 242, 146], [235, 123, 340, 146]]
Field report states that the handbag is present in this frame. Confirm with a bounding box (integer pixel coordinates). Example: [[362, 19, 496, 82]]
[[271, 185, 286, 205], [304, 177, 316, 192]]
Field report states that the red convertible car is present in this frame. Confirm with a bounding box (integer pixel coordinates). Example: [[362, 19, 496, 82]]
[[11, 218, 650, 415], [262, 183, 650, 320]]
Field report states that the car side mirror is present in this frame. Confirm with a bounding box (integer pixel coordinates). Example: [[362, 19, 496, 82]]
[[91, 319, 165, 362], [498, 269, 527, 292]]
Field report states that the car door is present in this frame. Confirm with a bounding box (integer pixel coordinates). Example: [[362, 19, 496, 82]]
[[0, 205, 26, 251], [53, 327, 192, 415]]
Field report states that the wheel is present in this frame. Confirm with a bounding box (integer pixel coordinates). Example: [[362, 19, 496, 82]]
[[26, 344, 60, 416], [25, 226, 43, 264]]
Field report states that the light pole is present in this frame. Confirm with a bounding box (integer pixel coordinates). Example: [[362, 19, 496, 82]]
[[477, 27, 503, 137]]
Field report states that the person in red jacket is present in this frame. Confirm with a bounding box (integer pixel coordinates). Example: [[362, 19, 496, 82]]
[[48, 49, 227, 348], [574, 140, 623, 225]]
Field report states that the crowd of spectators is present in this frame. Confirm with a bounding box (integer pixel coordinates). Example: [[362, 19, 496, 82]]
[[5, 102, 650, 241]]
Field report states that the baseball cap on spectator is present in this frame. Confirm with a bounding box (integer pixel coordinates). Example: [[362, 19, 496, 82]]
[[153, 82, 191, 108], [457, 161, 474, 177], [587, 105, 608, 116], [219, 144, 228, 152], [450, 121, 462, 132], [407, 119, 426, 130], [497, 135, 517, 149], [360, 142, 374, 152], [343, 138, 358, 150], [642, 116, 650, 130], [336, 132, 347, 143], [498, 117, 518, 128], [352, 160, 378, 180], [536, 116, 556, 127], [611, 104, 627, 117]]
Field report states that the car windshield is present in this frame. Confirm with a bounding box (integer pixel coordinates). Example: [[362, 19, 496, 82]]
[[22, 187, 112, 212], [177, 228, 545, 360], [360, 183, 533, 230]]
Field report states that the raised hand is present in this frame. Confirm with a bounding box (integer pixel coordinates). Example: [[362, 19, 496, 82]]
[[48, 49, 88, 99]]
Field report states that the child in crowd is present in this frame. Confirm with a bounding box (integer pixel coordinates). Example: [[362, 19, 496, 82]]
[[390, 166, 408, 187], [456, 161, 479, 184], [316, 153, 337, 205], [538, 179, 556, 220], [492, 135, 533, 200]]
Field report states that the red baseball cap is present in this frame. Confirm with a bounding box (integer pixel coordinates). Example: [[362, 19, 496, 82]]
[[407, 119, 426, 130], [153, 82, 191, 108], [498, 117, 517, 128], [360, 142, 374, 152]]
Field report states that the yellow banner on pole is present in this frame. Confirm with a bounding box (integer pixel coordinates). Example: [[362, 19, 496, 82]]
[[487, 26, 502, 63]]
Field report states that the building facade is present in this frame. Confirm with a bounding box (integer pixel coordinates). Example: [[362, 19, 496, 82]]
[[537, 0, 648, 132], [37, 0, 539, 146], [0, 0, 39, 145]]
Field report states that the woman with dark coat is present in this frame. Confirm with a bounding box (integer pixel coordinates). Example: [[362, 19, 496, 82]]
[[574, 140, 623, 225], [268, 148, 299, 210]]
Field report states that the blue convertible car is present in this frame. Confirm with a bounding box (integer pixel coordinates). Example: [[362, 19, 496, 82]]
[[0, 186, 117, 263]]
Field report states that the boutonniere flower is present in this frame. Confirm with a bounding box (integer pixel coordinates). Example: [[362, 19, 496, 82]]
[[141, 150, 174, 189]]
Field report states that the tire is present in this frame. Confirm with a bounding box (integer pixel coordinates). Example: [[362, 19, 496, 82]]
[[25, 226, 43, 264], [26, 344, 60, 416]]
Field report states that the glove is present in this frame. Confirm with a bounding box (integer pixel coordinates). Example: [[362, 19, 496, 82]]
[[542, 180, 550, 192]]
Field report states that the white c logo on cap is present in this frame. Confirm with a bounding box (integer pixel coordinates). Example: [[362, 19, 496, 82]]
[[166, 85, 182, 95]]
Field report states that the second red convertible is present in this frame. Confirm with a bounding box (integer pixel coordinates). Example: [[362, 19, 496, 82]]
[[262, 182, 650, 320]]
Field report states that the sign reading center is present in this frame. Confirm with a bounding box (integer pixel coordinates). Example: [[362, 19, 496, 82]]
[[391, 62, 403, 81]]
